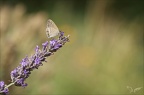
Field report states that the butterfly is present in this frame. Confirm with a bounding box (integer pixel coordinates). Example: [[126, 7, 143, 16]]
[[46, 19, 60, 38]]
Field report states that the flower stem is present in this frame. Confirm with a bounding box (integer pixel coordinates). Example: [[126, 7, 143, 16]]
[[5, 82, 15, 88]]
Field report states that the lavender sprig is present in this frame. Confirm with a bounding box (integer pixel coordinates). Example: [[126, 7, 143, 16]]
[[0, 31, 70, 94]]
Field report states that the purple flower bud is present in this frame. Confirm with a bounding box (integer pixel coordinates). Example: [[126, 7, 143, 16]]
[[15, 78, 27, 87], [0, 81, 9, 95], [20, 56, 29, 67], [35, 45, 40, 53], [59, 31, 64, 39], [11, 67, 20, 82], [34, 56, 41, 65], [42, 41, 48, 51], [49, 39, 62, 52], [0, 81, 4, 89]]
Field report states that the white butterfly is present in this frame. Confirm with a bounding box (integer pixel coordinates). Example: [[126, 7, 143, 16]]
[[46, 19, 60, 38]]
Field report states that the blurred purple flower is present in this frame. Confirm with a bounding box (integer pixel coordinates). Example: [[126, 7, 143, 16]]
[[0, 81, 9, 95], [49, 39, 62, 52]]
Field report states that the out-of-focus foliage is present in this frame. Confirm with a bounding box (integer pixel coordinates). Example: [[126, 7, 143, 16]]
[[0, 0, 143, 94]]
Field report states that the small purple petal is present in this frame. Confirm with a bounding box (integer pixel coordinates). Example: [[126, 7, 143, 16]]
[[15, 78, 27, 87], [0, 81, 4, 88], [35, 45, 39, 53], [59, 31, 64, 39], [34, 57, 41, 65], [11, 68, 19, 82], [42, 41, 48, 48], [49, 39, 62, 52], [0, 81, 9, 94], [20, 56, 29, 67]]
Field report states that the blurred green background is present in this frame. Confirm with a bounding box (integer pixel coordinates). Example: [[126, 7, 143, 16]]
[[0, 0, 144, 94]]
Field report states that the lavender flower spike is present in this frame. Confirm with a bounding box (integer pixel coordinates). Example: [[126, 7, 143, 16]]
[[0, 31, 69, 94]]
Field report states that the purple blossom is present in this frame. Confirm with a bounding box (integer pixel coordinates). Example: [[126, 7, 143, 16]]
[[0, 31, 69, 94], [20, 56, 29, 67], [59, 31, 64, 39], [0, 81, 9, 95], [42, 41, 48, 51], [15, 78, 27, 87], [49, 39, 62, 52], [35, 45, 40, 53], [35, 57, 41, 65], [5, 31, 69, 93]]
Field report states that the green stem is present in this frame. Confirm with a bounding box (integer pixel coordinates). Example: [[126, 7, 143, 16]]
[[5, 82, 15, 88]]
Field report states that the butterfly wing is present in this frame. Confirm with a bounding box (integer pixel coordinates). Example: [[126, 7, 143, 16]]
[[46, 19, 59, 38]]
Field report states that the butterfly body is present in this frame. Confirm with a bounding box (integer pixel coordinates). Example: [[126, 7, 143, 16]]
[[46, 19, 60, 38]]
